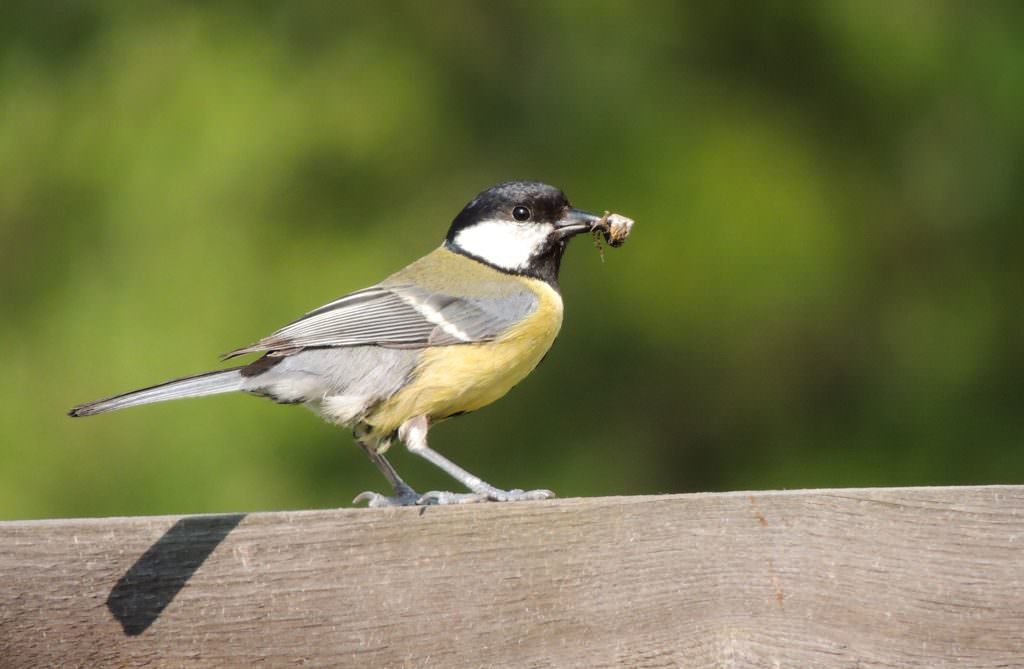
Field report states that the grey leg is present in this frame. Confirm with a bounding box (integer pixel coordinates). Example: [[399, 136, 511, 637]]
[[399, 416, 555, 505], [352, 432, 420, 507]]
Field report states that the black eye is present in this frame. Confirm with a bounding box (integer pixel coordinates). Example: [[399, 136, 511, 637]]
[[512, 205, 531, 221]]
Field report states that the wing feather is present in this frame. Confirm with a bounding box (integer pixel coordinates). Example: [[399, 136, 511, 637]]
[[223, 283, 537, 359]]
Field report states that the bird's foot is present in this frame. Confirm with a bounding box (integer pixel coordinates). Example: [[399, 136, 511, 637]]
[[417, 488, 556, 505], [415, 491, 489, 505], [355, 485, 556, 507], [353, 484, 421, 508], [490, 488, 556, 502]]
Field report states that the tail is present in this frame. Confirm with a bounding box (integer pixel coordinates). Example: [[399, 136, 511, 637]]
[[69, 368, 245, 417]]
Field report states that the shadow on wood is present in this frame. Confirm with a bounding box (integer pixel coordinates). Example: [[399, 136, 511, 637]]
[[1, 486, 1022, 668], [107, 513, 246, 636]]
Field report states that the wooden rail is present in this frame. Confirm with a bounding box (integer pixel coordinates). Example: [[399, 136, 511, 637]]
[[1, 486, 1022, 668]]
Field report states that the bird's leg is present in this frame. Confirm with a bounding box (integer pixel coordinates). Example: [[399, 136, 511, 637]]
[[352, 429, 421, 507], [399, 415, 555, 505]]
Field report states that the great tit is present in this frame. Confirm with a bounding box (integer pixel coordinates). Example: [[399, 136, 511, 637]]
[[69, 181, 631, 506]]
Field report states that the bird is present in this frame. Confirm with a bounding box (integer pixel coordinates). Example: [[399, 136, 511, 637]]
[[69, 181, 631, 506]]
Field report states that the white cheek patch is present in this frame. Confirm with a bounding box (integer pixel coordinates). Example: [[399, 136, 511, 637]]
[[453, 220, 554, 272]]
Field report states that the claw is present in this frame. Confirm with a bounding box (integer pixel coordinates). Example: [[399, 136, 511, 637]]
[[353, 488, 421, 507]]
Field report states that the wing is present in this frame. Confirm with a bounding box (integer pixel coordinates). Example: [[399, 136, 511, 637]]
[[223, 284, 537, 359]]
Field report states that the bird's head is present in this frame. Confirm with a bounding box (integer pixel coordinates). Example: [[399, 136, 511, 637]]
[[445, 181, 603, 284]]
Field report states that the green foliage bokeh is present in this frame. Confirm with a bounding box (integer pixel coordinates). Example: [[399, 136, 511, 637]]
[[3, 1, 1022, 518]]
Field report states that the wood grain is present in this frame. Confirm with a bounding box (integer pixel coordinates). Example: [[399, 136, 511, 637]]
[[1, 486, 1022, 668]]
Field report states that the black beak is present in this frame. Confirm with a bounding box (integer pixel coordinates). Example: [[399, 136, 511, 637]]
[[553, 208, 602, 240]]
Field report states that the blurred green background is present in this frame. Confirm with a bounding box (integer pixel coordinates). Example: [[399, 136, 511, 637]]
[[3, 2, 1022, 519]]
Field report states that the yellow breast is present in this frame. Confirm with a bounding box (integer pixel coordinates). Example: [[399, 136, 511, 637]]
[[365, 275, 563, 438]]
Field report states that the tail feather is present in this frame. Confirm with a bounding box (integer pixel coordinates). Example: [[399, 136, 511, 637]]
[[69, 368, 244, 417]]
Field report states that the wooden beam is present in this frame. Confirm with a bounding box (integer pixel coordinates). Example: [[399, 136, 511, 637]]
[[1, 486, 1022, 668]]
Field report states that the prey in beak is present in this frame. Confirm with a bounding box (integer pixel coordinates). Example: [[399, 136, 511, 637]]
[[554, 208, 635, 247]]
